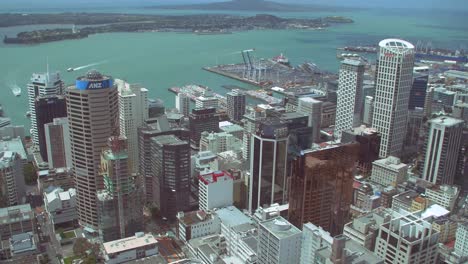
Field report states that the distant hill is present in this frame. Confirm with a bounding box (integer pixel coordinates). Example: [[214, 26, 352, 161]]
[[150, 0, 335, 12]]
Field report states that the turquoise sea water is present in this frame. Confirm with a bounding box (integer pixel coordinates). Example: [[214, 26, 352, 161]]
[[0, 7, 467, 131]]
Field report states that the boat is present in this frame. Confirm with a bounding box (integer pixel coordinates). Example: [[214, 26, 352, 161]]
[[25, 111, 31, 118], [67, 67, 74, 72], [272, 53, 290, 66], [11, 85, 21, 97]]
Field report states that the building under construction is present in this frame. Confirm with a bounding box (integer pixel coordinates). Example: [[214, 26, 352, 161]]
[[288, 142, 359, 236]]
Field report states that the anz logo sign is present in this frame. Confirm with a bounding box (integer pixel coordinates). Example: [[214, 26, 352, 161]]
[[88, 82, 103, 89]]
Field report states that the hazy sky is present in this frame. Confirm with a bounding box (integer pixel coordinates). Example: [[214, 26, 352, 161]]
[[1, 0, 467, 10]]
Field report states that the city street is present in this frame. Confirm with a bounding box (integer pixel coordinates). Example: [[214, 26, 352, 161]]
[[37, 213, 63, 264]]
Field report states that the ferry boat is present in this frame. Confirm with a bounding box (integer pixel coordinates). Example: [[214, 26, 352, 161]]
[[11, 85, 21, 97], [272, 53, 290, 66]]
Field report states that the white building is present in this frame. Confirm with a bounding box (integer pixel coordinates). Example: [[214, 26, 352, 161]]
[[103, 232, 158, 264], [44, 117, 71, 169], [300, 223, 332, 264], [176, 92, 190, 117], [0, 151, 25, 207], [370, 156, 408, 187], [199, 131, 242, 155], [176, 210, 221, 243], [334, 59, 365, 139], [454, 222, 468, 259], [372, 39, 415, 158], [343, 210, 390, 251], [116, 79, 148, 174], [297, 97, 322, 142], [422, 116, 464, 185], [44, 187, 77, 227], [27, 71, 64, 145], [363, 96, 374, 126], [425, 185, 459, 211], [258, 216, 302, 264], [198, 171, 234, 211], [374, 210, 439, 264], [195, 90, 218, 109]]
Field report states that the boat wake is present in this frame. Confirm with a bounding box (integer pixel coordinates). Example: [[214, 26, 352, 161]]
[[71, 60, 108, 71]]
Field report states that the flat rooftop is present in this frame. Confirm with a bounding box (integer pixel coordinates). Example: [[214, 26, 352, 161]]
[[0, 137, 27, 160], [215, 206, 252, 227], [429, 116, 464, 127], [103, 233, 157, 255], [259, 216, 301, 240]]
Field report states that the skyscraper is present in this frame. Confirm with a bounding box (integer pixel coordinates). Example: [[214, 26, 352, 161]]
[[408, 74, 429, 110], [66, 70, 119, 229], [44, 117, 71, 169], [422, 116, 464, 185], [334, 59, 365, 139], [288, 142, 359, 236], [371, 39, 415, 158], [175, 93, 190, 117], [195, 90, 218, 109], [151, 135, 191, 219], [189, 108, 219, 150], [97, 136, 143, 242], [226, 89, 246, 122], [0, 151, 25, 207], [28, 71, 64, 145], [116, 79, 148, 174], [297, 97, 322, 143], [35, 95, 67, 162]]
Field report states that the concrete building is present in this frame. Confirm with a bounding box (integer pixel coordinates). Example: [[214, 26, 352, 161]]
[[431, 216, 457, 244], [102, 232, 158, 264], [343, 210, 390, 251], [425, 185, 459, 211], [422, 116, 464, 185], [187, 234, 231, 264], [191, 151, 218, 178], [315, 235, 384, 264], [289, 142, 359, 236], [454, 222, 468, 260], [199, 131, 242, 155], [0, 232, 38, 263], [151, 135, 191, 219], [148, 98, 165, 118], [189, 108, 219, 150], [0, 151, 25, 207], [198, 171, 233, 211], [35, 95, 67, 162], [257, 217, 302, 264], [226, 89, 246, 122], [97, 137, 143, 242], [374, 211, 439, 264], [372, 39, 415, 158], [300, 223, 333, 264], [44, 187, 77, 227], [27, 71, 64, 145], [176, 210, 221, 243], [44, 117, 71, 169], [37, 167, 73, 193], [0, 125, 25, 141], [391, 190, 421, 212], [66, 70, 119, 229], [0, 204, 35, 239], [321, 102, 336, 128], [116, 79, 148, 174], [219, 122, 244, 139], [409, 74, 429, 110], [370, 156, 408, 187], [195, 90, 219, 109], [434, 87, 456, 106], [297, 97, 322, 142], [363, 96, 374, 126], [334, 59, 365, 139], [175, 92, 190, 117]]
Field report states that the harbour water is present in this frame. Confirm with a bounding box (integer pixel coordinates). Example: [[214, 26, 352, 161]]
[[0, 7, 467, 131]]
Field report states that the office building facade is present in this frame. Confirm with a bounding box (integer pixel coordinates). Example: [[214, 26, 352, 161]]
[[189, 108, 219, 150], [66, 70, 119, 229], [175, 93, 190, 117], [297, 97, 322, 142], [371, 39, 415, 158], [226, 89, 246, 122], [44, 117, 71, 169]]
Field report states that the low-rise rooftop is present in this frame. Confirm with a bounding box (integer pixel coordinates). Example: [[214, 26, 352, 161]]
[[103, 233, 157, 255]]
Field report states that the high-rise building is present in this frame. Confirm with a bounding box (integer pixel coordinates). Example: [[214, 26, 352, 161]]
[[66, 70, 119, 229], [97, 137, 143, 242], [370, 156, 408, 187], [138, 115, 189, 204], [151, 135, 191, 219], [409, 74, 429, 110], [198, 171, 234, 211], [116, 79, 148, 174], [35, 95, 67, 162], [300, 222, 332, 264], [226, 89, 246, 122], [334, 59, 365, 139], [195, 90, 219, 109], [257, 216, 302, 264], [297, 97, 322, 142], [0, 151, 25, 207], [44, 117, 71, 169], [28, 71, 64, 145], [341, 126, 380, 175], [189, 108, 219, 150], [363, 96, 374, 126], [422, 116, 464, 185], [0, 204, 35, 239], [148, 98, 165, 118], [175, 93, 190, 117], [288, 142, 359, 236], [372, 39, 415, 158], [374, 211, 439, 264], [199, 131, 242, 155]]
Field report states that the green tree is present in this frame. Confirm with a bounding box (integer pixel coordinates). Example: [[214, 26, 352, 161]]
[[23, 163, 37, 185]]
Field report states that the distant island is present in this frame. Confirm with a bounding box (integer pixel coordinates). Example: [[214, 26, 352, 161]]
[[151, 0, 337, 12], [2, 13, 353, 45]]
